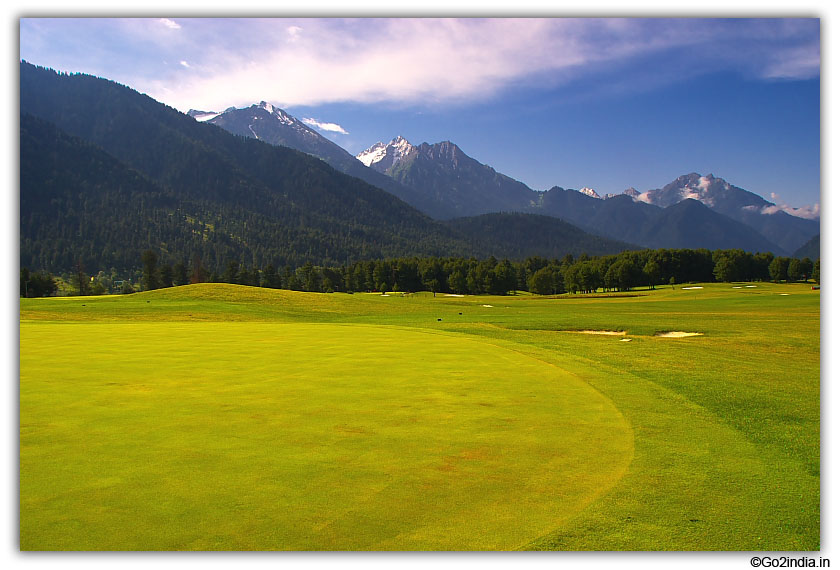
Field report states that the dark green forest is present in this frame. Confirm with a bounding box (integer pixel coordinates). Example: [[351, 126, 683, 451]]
[[21, 246, 818, 298]]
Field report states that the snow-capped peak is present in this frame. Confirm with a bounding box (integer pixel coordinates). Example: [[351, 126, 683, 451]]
[[604, 187, 641, 200], [623, 187, 640, 198], [579, 187, 602, 199], [356, 136, 415, 169], [356, 142, 388, 167], [254, 101, 297, 126], [389, 136, 414, 158]]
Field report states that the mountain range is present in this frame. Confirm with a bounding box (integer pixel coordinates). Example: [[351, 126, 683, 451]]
[[19, 61, 819, 276], [19, 62, 634, 274], [195, 103, 818, 255]]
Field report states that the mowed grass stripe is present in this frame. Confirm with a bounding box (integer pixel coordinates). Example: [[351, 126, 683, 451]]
[[20, 322, 633, 551], [467, 334, 817, 551]]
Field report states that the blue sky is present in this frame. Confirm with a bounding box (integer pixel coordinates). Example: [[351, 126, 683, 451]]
[[19, 17, 820, 217]]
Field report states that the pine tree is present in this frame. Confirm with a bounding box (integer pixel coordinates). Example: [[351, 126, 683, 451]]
[[141, 250, 159, 291]]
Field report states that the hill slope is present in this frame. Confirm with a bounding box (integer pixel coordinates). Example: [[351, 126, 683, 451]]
[[20, 113, 471, 272], [445, 212, 637, 259]]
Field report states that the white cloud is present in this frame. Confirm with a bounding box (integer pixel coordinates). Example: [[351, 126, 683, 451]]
[[159, 18, 181, 30], [760, 193, 821, 220], [286, 26, 303, 42], [179, 60, 190, 68], [301, 117, 349, 135], [126, 18, 818, 112]]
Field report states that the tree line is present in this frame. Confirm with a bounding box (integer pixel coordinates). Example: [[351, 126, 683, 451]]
[[22, 247, 818, 298]]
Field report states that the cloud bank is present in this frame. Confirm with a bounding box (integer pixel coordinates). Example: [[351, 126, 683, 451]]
[[767, 193, 821, 220], [743, 193, 820, 220], [109, 18, 818, 112]]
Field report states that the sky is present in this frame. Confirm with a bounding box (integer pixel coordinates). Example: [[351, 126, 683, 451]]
[[18, 17, 820, 216]]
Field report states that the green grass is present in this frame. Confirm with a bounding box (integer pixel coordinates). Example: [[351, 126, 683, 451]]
[[19, 282, 820, 550]]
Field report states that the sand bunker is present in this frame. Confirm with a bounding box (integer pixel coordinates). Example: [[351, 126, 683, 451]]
[[573, 330, 627, 336], [655, 331, 704, 338], [620, 338, 633, 342], [681, 286, 704, 290], [732, 286, 742, 289], [481, 304, 494, 307], [745, 285, 757, 288], [445, 294, 465, 297]]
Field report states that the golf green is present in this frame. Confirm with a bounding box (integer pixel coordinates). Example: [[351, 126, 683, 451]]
[[20, 321, 633, 550]]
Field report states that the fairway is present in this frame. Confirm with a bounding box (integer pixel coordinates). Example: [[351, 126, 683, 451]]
[[19, 282, 820, 550], [20, 321, 632, 550]]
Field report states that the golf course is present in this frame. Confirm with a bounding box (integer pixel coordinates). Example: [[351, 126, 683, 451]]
[[19, 282, 820, 551]]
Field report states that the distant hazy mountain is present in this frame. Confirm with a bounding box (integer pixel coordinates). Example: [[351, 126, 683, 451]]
[[357, 135, 808, 253], [197, 99, 814, 256], [793, 234, 820, 259], [635, 173, 819, 253], [357, 137, 538, 219], [444, 212, 638, 259], [634, 199, 783, 252], [538, 186, 666, 241], [537, 187, 781, 253]]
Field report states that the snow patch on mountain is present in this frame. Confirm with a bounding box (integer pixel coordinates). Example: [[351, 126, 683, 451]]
[[357, 143, 387, 167], [356, 136, 416, 169], [680, 185, 713, 205], [605, 187, 640, 200], [392, 136, 414, 156], [244, 101, 298, 127], [579, 187, 602, 199]]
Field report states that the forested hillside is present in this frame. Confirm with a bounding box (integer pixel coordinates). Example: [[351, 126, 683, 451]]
[[19, 62, 636, 275]]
